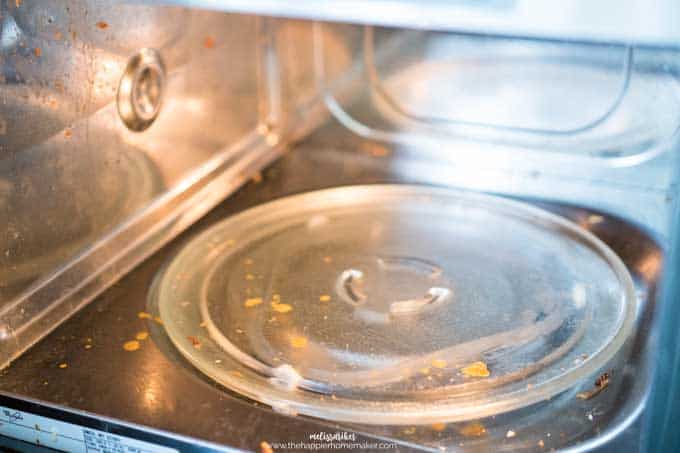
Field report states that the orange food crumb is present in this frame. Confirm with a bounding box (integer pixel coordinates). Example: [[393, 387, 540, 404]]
[[323, 256, 332, 263], [458, 422, 487, 437], [187, 336, 201, 349], [461, 361, 490, 378], [15, 0, 21, 7], [58, 363, 68, 369], [431, 422, 446, 432], [135, 331, 149, 341], [153, 316, 163, 325], [290, 336, 308, 348], [33, 47, 41, 57], [538, 439, 545, 448], [319, 295, 331, 302], [431, 359, 447, 369], [244, 297, 263, 308], [271, 303, 293, 314], [64, 128, 72, 138], [251, 172, 263, 184], [260, 441, 274, 453], [123, 340, 140, 352], [96, 21, 108, 30], [203, 36, 216, 49]]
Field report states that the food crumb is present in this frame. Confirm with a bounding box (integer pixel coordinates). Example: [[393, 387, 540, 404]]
[[245, 273, 255, 281], [96, 21, 108, 29], [271, 303, 293, 313], [319, 294, 331, 302], [251, 172, 263, 184], [84, 344, 92, 350], [458, 422, 487, 437], [323, 256, 332, 263], [15, 0, 21, 7], [137, 311, 152, 319], [33, 47, 41, 57], [244, 258, 254, 265], [58, 363, 68, 369], [135, 331, 149, 341], [290, 336, 308, 348], [577, 372, 610, 400], [204, 36, 216, 49], [431, 359, 447, 369], [538, 439, 545, 448], [123, 341, 140, 352], [153, 316, 163, 325], [461, 361, 490, 378], [54, 31, 62, 40], [64, 128, 72, 138], [187, 336, 201, 349], [431, 422, 446, 432], [225, 239, 235, 246], [244, 297, 263, 308], [420, 367, 430, 375], [260, 441, 274, 453], [506, 430, 516, 438]]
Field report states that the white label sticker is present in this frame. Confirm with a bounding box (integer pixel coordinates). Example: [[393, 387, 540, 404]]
[[0, 405, 178, 453]]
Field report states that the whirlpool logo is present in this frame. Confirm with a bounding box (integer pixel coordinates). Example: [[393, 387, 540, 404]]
[[308, 431, 357, 442]]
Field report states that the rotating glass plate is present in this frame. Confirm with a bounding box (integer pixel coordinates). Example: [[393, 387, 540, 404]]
[[152, 185, 636, 424]]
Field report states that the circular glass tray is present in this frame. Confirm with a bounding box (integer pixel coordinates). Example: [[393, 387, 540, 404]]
[[153, 185, 636, 425]]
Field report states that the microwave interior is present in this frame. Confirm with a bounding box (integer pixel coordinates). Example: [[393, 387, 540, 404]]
[[1, 1, 679, 452]]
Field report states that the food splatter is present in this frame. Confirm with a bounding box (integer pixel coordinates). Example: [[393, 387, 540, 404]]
[[96, 21, 108, 30], [123, 341, 140, 352], [203, 36, 216, 49], [290, 336, 308, 349], [430, 422, 446, 432], [135, 331, 149, 341], [187, 336, 201, 349], [457, 422, 487, 437], [271, 303, 293, 313], [577, 372, 610, 400], [137, 311, 152, 319], [431, 359, 447, 369], [58, 363, 68, 369], [319, 295, 331, 302], [245, 297, 264, 308], [461, 361, 490, 378]]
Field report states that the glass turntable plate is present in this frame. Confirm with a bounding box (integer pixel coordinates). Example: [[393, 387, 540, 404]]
[[152, 185, 636, 424]]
